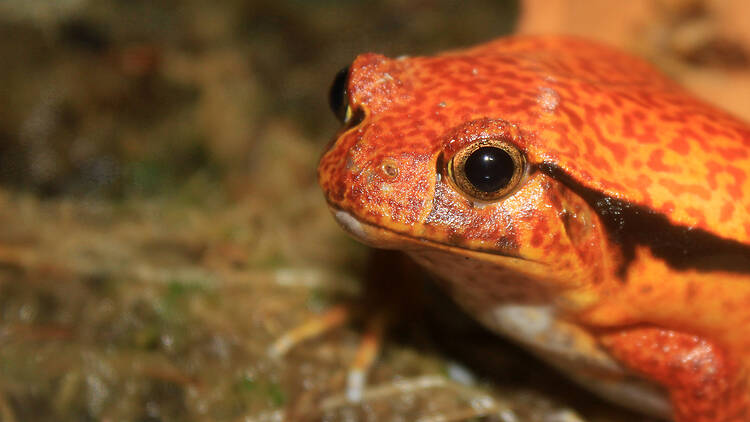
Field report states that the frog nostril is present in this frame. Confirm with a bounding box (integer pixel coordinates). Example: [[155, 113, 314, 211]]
[[380, 159, 399, 179]]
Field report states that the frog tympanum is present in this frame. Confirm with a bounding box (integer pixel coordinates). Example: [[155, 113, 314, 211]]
[[319, 36, 750, 421]]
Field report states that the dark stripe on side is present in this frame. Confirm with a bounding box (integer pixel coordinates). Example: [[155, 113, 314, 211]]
[[540, 163, 750, 276]]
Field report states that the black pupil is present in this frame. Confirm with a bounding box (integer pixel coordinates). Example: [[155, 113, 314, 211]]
[[464, 147, 515, 193], [329, 66, 349, 123]]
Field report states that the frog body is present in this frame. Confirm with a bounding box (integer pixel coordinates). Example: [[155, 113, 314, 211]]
[[319, 36, 750, 421]]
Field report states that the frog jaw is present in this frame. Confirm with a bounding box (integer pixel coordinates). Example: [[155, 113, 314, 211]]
[[329, 205, 565, 301], [330, 206, 528, 261]]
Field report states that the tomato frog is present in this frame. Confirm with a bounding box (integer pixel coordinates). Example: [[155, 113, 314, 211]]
[[319, 36, 750, 421]]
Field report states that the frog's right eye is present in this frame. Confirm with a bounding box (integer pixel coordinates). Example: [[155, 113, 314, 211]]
[[329, 66, 350, 124], [448, 138, 526, 202]]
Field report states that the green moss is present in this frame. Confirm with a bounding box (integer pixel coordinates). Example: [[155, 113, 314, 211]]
[[236, 376, 286, 408], [266, 382, 286, 407], [238, 375, 258, 392]]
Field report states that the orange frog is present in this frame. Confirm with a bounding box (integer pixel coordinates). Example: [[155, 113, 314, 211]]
[[318, 36, 750, 421]]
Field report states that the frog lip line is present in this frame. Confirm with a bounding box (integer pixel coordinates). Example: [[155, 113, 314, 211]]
[[328, 205, 539, 263]]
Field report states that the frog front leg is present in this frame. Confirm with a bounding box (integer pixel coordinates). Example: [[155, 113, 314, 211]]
[[601, 327, 749, 422]]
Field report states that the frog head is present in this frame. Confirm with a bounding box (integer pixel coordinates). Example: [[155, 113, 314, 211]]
[[318, 46, 621, 308]]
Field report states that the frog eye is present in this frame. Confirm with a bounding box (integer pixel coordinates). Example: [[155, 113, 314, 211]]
[[329, 66, 350, 123], [329, 66, 365, 128], [448, 139, 526, 202]]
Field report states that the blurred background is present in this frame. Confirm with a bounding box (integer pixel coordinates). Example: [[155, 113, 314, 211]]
[[0, 0, 748, 420]]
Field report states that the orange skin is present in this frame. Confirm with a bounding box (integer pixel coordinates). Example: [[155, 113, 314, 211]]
[[318, 36, 750, 421]]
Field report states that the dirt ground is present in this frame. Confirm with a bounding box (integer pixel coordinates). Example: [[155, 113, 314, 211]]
[[1, 1, 748, 421]]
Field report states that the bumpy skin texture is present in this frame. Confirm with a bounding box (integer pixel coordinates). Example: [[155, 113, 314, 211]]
[[319, 36, 750, 421]]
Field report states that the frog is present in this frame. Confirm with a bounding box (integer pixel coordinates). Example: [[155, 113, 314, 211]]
[[318, 36, 750, 422]]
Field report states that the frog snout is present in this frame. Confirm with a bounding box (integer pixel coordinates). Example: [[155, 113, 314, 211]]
[[319, 128, 437, 227]]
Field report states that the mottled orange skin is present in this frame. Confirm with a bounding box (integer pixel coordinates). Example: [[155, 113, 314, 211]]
[[319, 36, 750, 421]]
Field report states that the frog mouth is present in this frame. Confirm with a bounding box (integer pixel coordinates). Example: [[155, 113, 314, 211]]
[[329, 206, 532, 262]]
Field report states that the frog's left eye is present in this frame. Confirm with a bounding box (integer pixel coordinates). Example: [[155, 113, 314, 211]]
[[328, 66, 365, 128], [448, 139, 525, 202], [329, 66, 350, 124]]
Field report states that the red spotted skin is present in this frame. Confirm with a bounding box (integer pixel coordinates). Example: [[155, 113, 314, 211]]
[[319, 36, 750, 421]]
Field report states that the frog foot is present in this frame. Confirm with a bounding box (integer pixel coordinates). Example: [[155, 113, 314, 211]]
[[342, 311, 386, 401], [268, 304, 387, 402], [270, 249, 425, 404], [267, 304, 350, 358]]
